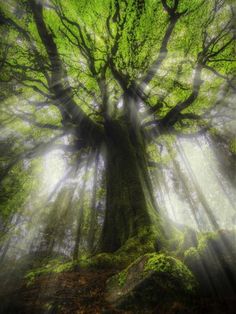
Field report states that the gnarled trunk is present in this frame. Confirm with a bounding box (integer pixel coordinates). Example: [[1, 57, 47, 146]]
[[99, 119, 159, 252]]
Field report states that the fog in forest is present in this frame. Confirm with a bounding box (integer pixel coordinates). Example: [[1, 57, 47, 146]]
[[1, 133, 235, 261], [0, 0, 235, 312]]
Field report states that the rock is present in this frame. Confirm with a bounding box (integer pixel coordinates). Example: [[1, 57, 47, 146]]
[[105, 253, 196, 310]]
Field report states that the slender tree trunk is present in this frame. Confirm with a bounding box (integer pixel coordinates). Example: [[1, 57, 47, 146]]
[[169, 148, 203, 231], [87, 151, 99, 253], [176, 142, 219, 230], [73, 205, 84, 260], [39, 187, 74, 256], [73, 163, 89, 260], [0, 213, 21, 264], [0, 238, 11, 264]]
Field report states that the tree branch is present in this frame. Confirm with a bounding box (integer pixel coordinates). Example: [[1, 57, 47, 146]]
[[141, 1, 186, 86], [28, 0, 104, 147]]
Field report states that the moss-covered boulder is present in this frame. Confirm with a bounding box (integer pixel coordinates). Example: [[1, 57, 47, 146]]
[[184, 229, 236, 296], [105, 253, 196, 310]]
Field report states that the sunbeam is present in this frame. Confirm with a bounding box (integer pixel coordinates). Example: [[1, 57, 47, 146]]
[[0, 0, 235, 313]]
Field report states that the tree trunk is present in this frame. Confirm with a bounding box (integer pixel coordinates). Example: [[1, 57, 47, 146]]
[[99, 119, 159, 252], [73, 167, 88, 260], [87, 151, 99, 253]]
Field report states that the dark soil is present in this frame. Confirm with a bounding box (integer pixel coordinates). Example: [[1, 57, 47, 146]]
[[0, 269, 123, 314], [0, 270, 236, 314]]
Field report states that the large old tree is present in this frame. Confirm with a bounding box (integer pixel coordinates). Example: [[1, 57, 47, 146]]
[[0, 0, 235, 253]]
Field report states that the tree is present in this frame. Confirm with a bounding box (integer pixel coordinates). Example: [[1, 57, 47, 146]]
[[0, 0, 235, 253]]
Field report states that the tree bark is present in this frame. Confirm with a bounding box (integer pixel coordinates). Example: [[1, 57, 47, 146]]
[[87, 151, 99, 253], [99, 119, 158, 252]]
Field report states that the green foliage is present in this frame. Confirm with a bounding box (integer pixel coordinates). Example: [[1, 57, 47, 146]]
[[0, 158, 41, 231], [1, 0, 234, 126], [229, 138, 236, 154]]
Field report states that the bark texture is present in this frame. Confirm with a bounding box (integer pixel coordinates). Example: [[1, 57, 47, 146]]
[[99, 119, 158, 252]]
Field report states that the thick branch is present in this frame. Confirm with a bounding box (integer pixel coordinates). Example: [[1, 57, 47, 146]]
[[159, 62, 203, 128], [29, 0, 104, 147], [141, 1, 185, 86]]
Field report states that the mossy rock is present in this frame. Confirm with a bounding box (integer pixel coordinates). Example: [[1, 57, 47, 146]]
[[184, 229, 236, 296], [105, 253, 196, 310]]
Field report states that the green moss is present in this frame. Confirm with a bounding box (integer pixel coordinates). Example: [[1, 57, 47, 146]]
[[184, 247, 199, 259], [144, 253, 171, 272], [143, 253, 196, 292], [172, 227, 198, 257], [197, 232, 217, 251], [84, 225, 195, 271], [183, 229, 236, 295], [112, 253, 196, 292], [44, 303, 53, 311], [184, 230, 224, 259], [88, 253, 121, 269], [88, 227, 160, 270], [117, 270, 128, 287], [183, 232, 217, 262], [229, 138, 236, 154], [117, 227, 156, 253], [184, 229, 236, 259], [25, 259, 77, 285], [106, 252, 197, 310]]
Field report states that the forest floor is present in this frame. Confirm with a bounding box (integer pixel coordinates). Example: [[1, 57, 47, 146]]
[[1, 269, 236, 314], [1, 269, 123, 314]]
